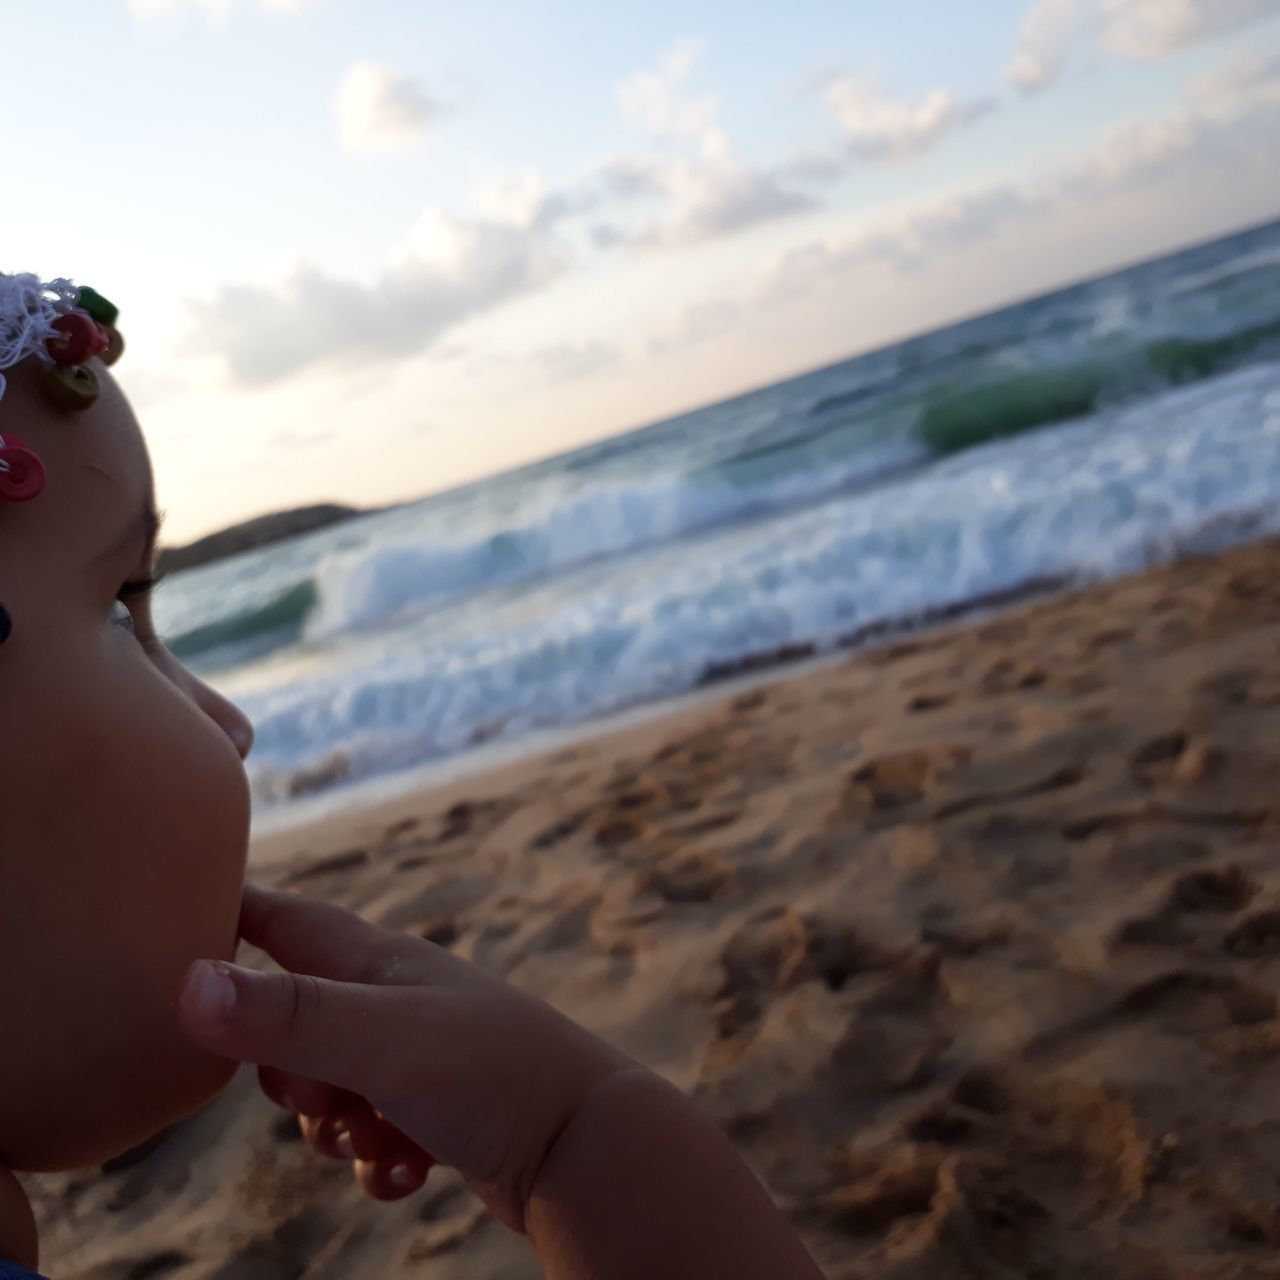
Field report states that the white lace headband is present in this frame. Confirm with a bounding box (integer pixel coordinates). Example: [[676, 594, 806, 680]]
[[0, 273, 124, 411]]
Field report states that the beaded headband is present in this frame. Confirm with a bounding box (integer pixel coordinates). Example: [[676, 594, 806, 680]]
[[0, 274, 125, 508]]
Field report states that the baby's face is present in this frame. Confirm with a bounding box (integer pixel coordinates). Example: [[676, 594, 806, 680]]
[[0, 360, 254, 1171]]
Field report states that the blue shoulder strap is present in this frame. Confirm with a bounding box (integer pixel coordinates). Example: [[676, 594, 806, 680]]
[[0, 1260, 46, 1280]]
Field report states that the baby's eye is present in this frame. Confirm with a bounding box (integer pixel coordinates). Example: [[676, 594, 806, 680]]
[[110, 600, 136, 635]]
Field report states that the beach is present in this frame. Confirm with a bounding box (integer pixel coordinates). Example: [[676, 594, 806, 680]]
[[26, 534, 1280, 1278]]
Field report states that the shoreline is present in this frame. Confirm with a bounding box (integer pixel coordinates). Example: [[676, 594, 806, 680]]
[[249, 561, 1084, 850]]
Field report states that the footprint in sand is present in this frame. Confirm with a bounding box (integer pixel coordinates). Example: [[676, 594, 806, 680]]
[[1115, 970, 1277, 1030], [907, 691, 954, 713], [82, 1251, 192, 1280], [981, 657, 1049, 694], [530, 809, 589, 850], [637, 852, 732, 904], [1199, 667, 1280, 709], [1170, 865, 1258, 912], [1129, 731, 1222, 787], [1111, 911, 1195, 949], [1224, 908, 1280, 958], [717, 908, 886, 1003], [1112, 866, 1259, 950], [281, 848, 369, 886], [1027, 971, 1278, 1062], [932, 763, 1084, 822], [840, 745, 971, 819]]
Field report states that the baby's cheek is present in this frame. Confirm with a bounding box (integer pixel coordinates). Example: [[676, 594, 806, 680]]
[[67, 658, 250, 1159]]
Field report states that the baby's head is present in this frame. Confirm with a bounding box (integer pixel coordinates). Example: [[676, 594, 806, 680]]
[[0, 277, 254, 1172]]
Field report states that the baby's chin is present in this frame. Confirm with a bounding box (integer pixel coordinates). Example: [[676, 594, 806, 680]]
[[6, 1033, 240, 1174]]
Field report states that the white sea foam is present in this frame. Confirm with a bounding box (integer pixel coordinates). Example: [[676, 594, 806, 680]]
[[234, 363, 1280, 806]]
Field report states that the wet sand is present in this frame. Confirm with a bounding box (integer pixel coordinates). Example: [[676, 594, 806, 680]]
[[27, 536, 1280, 1279]]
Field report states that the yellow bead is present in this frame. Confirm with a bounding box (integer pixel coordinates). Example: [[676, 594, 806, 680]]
[[42, 364, 100, 412], [102, 325, 125, 367]]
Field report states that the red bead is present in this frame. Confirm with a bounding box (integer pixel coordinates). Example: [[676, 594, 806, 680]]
[[0, 436, 47, 502], [46, 311, 108, 366]]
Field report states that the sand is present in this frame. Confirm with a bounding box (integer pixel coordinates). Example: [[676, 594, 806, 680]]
[[24, 536, 1280, 1279]]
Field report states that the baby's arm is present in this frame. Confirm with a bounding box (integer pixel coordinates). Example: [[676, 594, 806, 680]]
[[529, 1067, 826, 1279], [180, 886, 825, 1277]]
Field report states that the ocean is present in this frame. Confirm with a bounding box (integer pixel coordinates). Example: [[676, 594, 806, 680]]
[[154, 218, 1280, 821]]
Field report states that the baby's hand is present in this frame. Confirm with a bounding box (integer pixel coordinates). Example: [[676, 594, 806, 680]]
[[256, 1064, 433, 1203], [178, 885, 634, 1233]]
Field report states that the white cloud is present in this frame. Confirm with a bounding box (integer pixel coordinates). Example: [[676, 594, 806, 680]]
[[530, 341, 621, 384], [594, 45, 814, 247], [1186, 46, 1280, 115], [472, 170, 550, 227], [760, 186, 1047, 299], [767, 44, 1280, 296], [128, 0, 323, 16], [468, 169, 590, 233], [1008, 0, 1280, 91], [648, 300, 741, 355], [1100, 0, 1280, 59], [1085, 45, 1280, 181], [128, 0, 231, 16], [1007, 0, 1085, 91], [195, 207, 565, 384], [617, 38, 720, 137], [335, 60, 440, 154], [604, 129, 814, 248], [824, 76, 995, 160]]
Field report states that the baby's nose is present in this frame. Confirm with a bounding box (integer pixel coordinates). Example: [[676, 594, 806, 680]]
[[218, 697, 256, 761], [196, 681, 255, 760]]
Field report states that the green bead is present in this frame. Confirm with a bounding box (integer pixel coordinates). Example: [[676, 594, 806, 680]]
[[77, 286, 119, 327], [42, 363, 100, 412]]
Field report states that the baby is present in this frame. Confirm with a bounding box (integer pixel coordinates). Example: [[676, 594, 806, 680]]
[[0, 275, 825, 1280]]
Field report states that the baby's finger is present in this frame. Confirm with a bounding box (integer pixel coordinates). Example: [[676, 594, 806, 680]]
[[258, 1065, 361, 1118], [180, 958, 453, 1105], [355, 1153, 432, 1202], [301, 1111, 365, 1161], [343, 1108, 428, 1163], [239, 885, 435, 987]]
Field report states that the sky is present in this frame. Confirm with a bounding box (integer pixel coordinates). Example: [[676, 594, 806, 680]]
[[7, 0, 1280, 543]]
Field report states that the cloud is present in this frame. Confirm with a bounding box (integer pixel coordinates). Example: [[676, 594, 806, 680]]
[[823, 76, 996, 161], [583, 45, 815, 248], [648, 300, 741, 355], [335, 60, 440, 153], [469, 169, 593, 233], [530, 341, 622, 383], [1007, 0, 1280, 92], [760, 186, 1047, 301], [1007, 0, 1085, 91], [765, 44, 1280, 297], [1186, 46, 1280, 114], [193, 209, 564, 384], [1100, 0, 1280, 59], [1083, 45, 1280, 183], [269, 426, 337, 450], [617, 38, 720, 137], [630, 129, 814, 246], [128, 0, 323, 16]]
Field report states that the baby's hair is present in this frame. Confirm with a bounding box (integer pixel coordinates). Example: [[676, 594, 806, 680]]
[[0, 274, 81, 404], [0, 274, 127, 644], [0, 273, 124, 411]]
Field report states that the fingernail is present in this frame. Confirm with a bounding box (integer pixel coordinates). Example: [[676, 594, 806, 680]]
[[389, 1164, 416, 1191], [335, 1129, 355, 1160], [184, 960, 237, 1025]]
